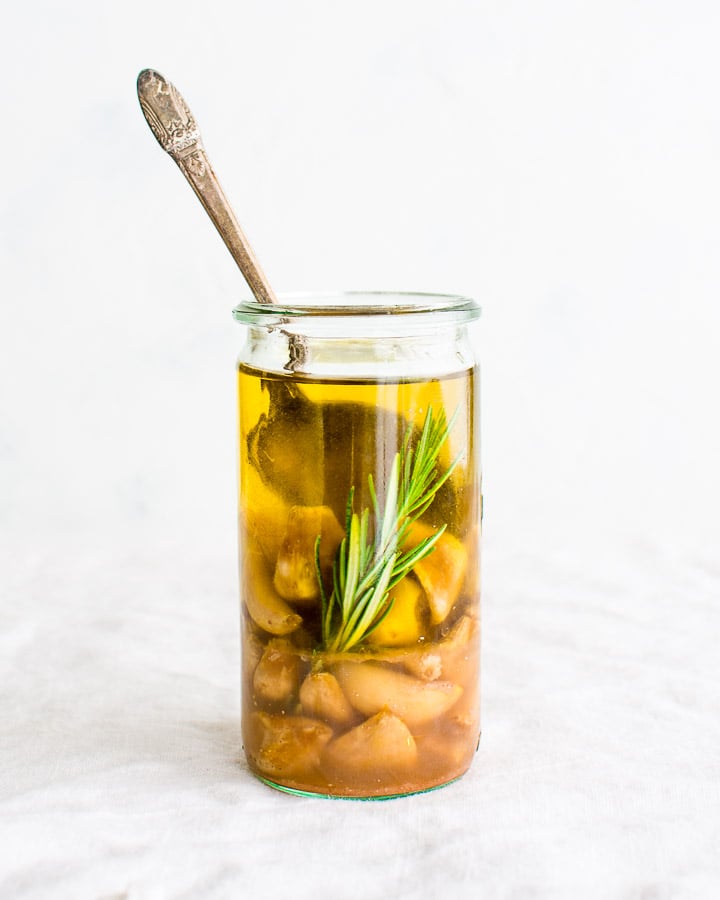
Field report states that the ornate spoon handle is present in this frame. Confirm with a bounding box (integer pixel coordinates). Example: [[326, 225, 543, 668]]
[[137, 69, 277, 305]]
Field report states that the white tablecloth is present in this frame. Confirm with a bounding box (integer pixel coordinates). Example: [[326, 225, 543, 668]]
[[2, 530, 718, 900]]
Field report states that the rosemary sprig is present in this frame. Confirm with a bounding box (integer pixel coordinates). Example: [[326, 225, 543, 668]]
[[315, 405, 461, 653]]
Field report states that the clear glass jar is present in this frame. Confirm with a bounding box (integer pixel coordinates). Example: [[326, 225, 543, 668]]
[[233, 292, 482, 798]]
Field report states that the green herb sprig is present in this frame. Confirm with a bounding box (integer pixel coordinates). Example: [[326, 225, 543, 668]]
[[315, 405, 461, 653]]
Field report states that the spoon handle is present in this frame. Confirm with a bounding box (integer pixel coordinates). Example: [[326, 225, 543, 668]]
[[137, 69, 277, 305]]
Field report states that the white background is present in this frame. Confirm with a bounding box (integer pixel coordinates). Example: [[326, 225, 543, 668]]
[[1, 2, 719, 898]]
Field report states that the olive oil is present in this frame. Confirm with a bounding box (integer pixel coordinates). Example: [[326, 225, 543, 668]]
[[238, 365, 480, 798]]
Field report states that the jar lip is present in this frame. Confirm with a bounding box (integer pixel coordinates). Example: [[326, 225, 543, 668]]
[[232, 290, 481, 322]]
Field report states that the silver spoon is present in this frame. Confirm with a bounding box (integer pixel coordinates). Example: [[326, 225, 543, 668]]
[[137, 68, 278, 305]]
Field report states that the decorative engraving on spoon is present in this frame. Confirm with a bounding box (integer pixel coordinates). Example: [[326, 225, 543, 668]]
[[137, 68, 277, 305]]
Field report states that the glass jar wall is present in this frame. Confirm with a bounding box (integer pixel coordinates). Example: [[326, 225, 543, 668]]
[[234, 293, 481, 798]]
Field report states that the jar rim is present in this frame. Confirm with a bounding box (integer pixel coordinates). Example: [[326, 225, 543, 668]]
[[232, 291, 481, 323]]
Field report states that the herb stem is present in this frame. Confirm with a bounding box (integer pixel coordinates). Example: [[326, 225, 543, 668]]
[[316, 405, 460, 653]]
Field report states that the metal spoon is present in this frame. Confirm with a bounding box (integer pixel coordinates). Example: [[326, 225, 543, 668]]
[[137, 68, 277, 305]]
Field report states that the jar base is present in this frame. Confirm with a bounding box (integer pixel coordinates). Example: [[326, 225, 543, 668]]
[[252, 771, 466, 801]]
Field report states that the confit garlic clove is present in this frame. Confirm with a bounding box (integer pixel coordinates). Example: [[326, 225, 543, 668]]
[[322, 710, 417, 776], [435, 614, 480, 686], [243, 551, 302, 636], [252, 639, 301, 705], [402, 614, 479, 682], [415, 695, 480, 771], [333, 660, 462, 728], [401, 651, 443, 682], [241, 466, 290, 565], [242, 627, 265, 683], [364, 575, 426, 647], [249, 713, 333, 778], [403, 522, 468, 625], [414, 727, 476, 772], [273, 505, 344, 604], [299, 671, 355, 726]]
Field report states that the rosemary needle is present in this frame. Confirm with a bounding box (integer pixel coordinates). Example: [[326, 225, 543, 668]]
[[316, 405, 460, 653]]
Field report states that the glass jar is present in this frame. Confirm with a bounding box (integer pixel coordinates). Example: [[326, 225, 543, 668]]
[[233, 292, 482, 799]]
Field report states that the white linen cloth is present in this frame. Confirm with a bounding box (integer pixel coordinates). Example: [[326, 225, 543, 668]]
[[1, 527, 718, 900]]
